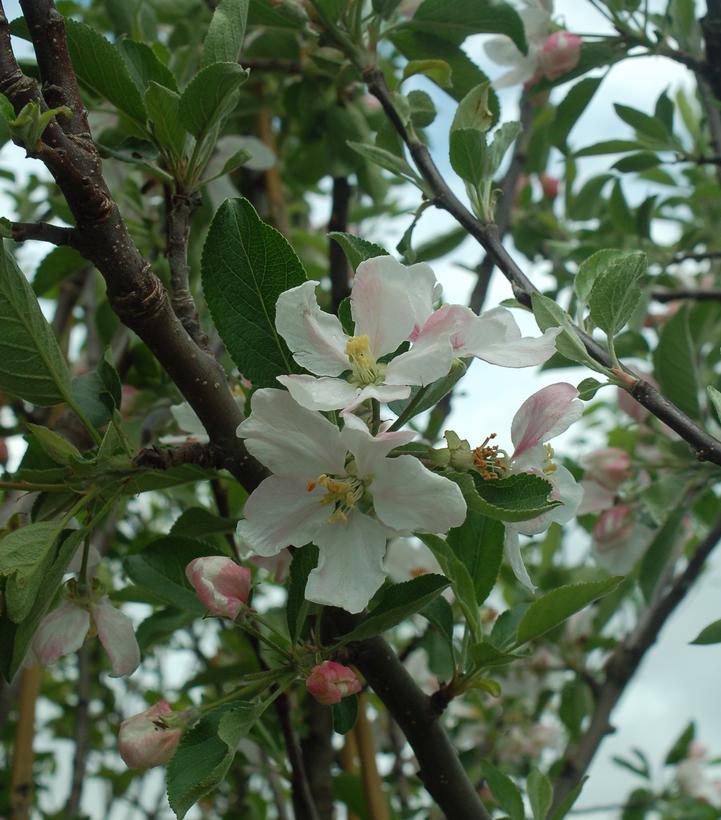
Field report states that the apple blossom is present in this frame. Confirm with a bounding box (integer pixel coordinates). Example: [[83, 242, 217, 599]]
[[578, 447, 632, 514], [118, 700, 184, 769], [306, 661, 362, 705], [592, 504, 653, 574], [484, 0, 554, 88], [275, 255, 559, 413], [236, 389, 466, 612], [185, 556, 251, 619], [540, 173, 559, 199], [29, 594, 140, 677], [538, 31, 583, 80]]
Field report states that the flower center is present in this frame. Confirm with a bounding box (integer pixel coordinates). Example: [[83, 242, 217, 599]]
[[472, 434, 509, 481], [542, 443, 557, 475], [307, 474, 365, 524], [345, 335, 385, 385]]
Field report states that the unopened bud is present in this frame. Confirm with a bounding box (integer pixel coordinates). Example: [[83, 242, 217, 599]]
[[118, 701, 185, 769], [186, 556, 251, 619], [306, 661, 362, 705], [539, 31, 582, 81]]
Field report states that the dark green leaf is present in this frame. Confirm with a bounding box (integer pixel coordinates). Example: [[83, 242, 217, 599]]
[[528, 767, 553, 820], [332, 696, 358, 734], [588, 251, 647, 337], [286, 544, 318, 642], [638, 508, 685, 603], [614, 103, 672, 145], [691, 618, 721, 645], [516, 578, 623, 646], [449, 128, 485, 185], [479, 760, 524, 820], [202, 0, 249, 66], [201, 197, 306, 387], [575, 139, 642, 157], [0, 242, 73, 406], [574, 248, 626, 306], [552, 77, 603, 152], [328, 232, 388, 271], [32, 246, 86, 297], [664, 721, 695, 765], [179, 62, 249, 139], [119, 39, 178, 92], [70, 356, 122, 429], [469, 471, 560, 523], [145, 82, 188, 169], [342, 574, 450, 642], [653, 304, 700, 419], [171, 508, 238, 538]]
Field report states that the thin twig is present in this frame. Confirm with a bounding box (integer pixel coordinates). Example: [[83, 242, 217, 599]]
[[275, 690, 321, 820], [65, 644, 91, 816], [550, 512, 721, 812], [10, 221, 75, 245], [651, 288, 721, 302]]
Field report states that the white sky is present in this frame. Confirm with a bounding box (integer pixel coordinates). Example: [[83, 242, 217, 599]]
[[2, 1, 720, 817]]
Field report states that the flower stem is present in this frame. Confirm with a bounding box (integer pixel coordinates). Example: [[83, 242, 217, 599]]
[[370, 399, 380, 435], [388, 385, 429, 431]]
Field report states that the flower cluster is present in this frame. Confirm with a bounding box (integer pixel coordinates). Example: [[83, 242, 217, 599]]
[[235, 255, 567, 611]]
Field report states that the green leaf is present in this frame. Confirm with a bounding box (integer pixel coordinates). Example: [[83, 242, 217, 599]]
[[653, 304, 700, 419], [0, 242, 73, 406], [328, 232, 388, 270], [26, 424, 82, 466], [145, 82, 188, 170], [691, 618, 721, 645], [479, 760, 524, 820], [178, 62, 249, 139], [412, 226, 467, 262], [119, 39, 178, 93], [1, 521, 66, 622], [490, 604, 530, 650], [32, 246, 86, 297], [576, 377, 605, 400], [70, 355, 122, 429], [332, 696, 358, 734], [552, 77, 603, 152], [420, 534, 481, 640], [528, 768, 553, 820], [664, 720, 695, 765], [638, 508, 685, 604], [469, 640, 521, 670], [403, 59, 452, 88], [342, 574, 450, 642], [613, 152, 661, 172], [574, 248, 626, 306], [124, 536, 224, 612], [516, 578, 623, 646], [167, 702, 260, 819], [588, 251, 647, 337], [614, 103, 673, 145], [171, 508, 238, 538], [447, 473, 505, 604], [405, 0, 527, 54], [449, 128, 485, 184], [451, 82, 494, 133], [65, 19, 146, 126], [389, 359, 468, 422], [202, 0, 249, 67], [347, 141, 422, 186], [483, 121, 522, 178], [575, 139, 641, 157], [420, 595, 455, 648], [201, 197, 306, 387], [0, 527, 85, 679], [469, 471, 561, 523], [286, 544, 318, 643], [531, 292, 600, 369]]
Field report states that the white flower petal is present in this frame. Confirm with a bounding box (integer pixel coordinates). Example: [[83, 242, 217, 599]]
[[351, 256, 437, 356], [275, 281, 349, 376], [305, 510, 388, 613], [31, 602, 89, 665], [458, 307, 561, 368], [372, 456, 467, 533], [238, 388, 346, 478], [504, 528, 536, 590], [511, 383, 582, 459], [341, 422, 408, 477], [383, 536, 442, 583], [91, 597, 141, 677], [577, 479, 615, 515], [277, 374, 361, 412], [484, 36, 523, 66], [237, 475, 328, 556], [348, 383, 412, 410]]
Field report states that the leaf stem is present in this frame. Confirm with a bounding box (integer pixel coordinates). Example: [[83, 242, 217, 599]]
[[388, 385, 429, 431]]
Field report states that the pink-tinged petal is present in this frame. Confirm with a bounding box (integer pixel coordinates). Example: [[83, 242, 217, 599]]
[[458, 307, 561, 367], [305, 510, 388, 613], [91, 597, 140, 677], [306, 661, 362, 705], [592, 506, 653, 575], [275, 281, 349, 376], [539, 31, 582, 81], [351, 256, 437, 357], [277, 374, 361, 412], [577, 479, 616, 515], [511, 383, 582, 459], [31, 601, 89, 666], [237, 475, 328, 556], [118, 701, 183, 769], [185, 556, 251, 619], [371, 456, 467, 533], [582, 447, 632, 491], [513, 465, 583, 536], [238, 388, 346, 479], [504, 528, 535, 590]]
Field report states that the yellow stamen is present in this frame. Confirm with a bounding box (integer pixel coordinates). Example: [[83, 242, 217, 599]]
[[345, 335, 384, 385], [472, 433, 508, 481], [313, 473, 364, 523]]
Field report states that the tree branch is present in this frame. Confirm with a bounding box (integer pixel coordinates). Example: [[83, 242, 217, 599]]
[[328, 176, 351, 311], [132, 441, 227, 471], [327, 609, 491, 820], [165, 189, 208, 349], [550, 512, 721, 813], [10, 221, 75, 246], [64, 644, 91, 817], [360, 65, 721, 466], [275, 690, 321, 820], [651, 287, 721, 302]]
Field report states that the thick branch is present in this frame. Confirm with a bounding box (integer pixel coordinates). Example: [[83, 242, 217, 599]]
[[0, 2, 266, 491], [361, 66, 721, 466], [327, 609, 491, 820], [133, 441, 227, 471], [550, 513, 721, 812], [328, 176, 351, 311]]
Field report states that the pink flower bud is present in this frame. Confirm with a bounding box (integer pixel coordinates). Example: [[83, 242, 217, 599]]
[[306, 661, 362, 705], [118, 701, 183, 769], [185, 556, 251, 619], [593, 505, 636, 553], [539, 31, 582, 81], [540, 174, 559, 199], [583, 447, 632, 491]]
